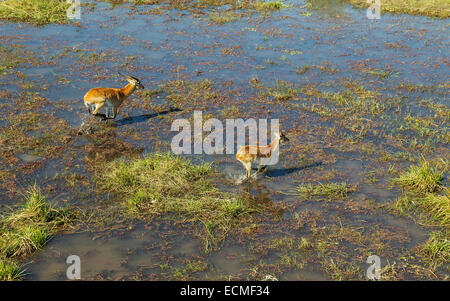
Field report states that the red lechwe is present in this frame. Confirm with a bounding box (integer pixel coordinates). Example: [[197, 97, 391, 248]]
[[83, 72, 144, 119], [236, 131, 289, 179]]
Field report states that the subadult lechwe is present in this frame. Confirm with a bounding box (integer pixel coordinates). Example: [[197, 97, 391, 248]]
[[83, 72, 144, 119], [236, 131, 289, 179]]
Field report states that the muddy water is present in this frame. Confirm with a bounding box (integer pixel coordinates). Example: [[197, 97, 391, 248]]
[[0, 0, 449, 280]]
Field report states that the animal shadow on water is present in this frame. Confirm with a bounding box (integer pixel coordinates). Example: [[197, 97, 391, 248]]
[[234, 161, 322, 185], [114, 107, 181, 126], [265, 161, 323, 178], [77, 108, 181, 135]]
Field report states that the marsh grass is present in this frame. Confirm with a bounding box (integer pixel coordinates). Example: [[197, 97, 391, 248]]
[[0, 0, 71, 25], [391, 159, 448, 272], [97, 152, 260, 252], [267, 81, 298, 101], [322, 258, 362, 281], [0, 185, 72, 258], [0, 185, 73, 280], [393, 159, 445, 194], [297, 182, 356, 201], [0, 43, 38, 74], [164, 79, 219, 106], [132, 0, 288, 13], [209, 11, 240, 24], [418, 231, 449, 270], [0, 258, 24, 281], [343, 0, 450, 18], [395, 193, 449, 229], [253, 1, 287, 10]]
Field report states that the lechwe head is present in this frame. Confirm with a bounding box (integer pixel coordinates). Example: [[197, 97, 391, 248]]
[[118, 72, 145, 89], [278, 130, 289, 143]]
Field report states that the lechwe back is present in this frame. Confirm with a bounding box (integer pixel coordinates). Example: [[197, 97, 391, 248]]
[[236, 131, 289, 179], [83, 72, 144, 119]]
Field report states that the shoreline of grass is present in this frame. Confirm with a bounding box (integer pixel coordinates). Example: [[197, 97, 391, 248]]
[[0, 185, 73, 280], [343, 0, 450, 18]]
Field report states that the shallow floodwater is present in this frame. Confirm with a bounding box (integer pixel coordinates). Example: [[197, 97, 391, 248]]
[[0, 0, 448, 280]]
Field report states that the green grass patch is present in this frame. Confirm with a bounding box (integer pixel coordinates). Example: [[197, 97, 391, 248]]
[[393, 159, 445, 194], [97, 152, 260, 252], [0, 0, 71, 25], [0, 258, 24, 281], [266, 80, 298, 101], [343, 0, 450, 18], [209, 11, 240, 24], [418, 231, 449, 270], [253, 1, 287, 10], [395, 193, 449, 229], [0, 185, 72, 258], [297, 182, 356, 200], [0, 185, 74, 280]]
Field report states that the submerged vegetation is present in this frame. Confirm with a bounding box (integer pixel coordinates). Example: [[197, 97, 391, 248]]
[[297, 182, 356, 200], [209, 11, 241, 24], [0, 0, 71, 25], [0, 185, 74, 280]]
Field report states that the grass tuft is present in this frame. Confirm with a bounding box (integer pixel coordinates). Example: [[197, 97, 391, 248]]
[[395, 193, 449, 229], [418, 231, 449, 269], [393, 160, 445, 194], [253, 1, 287, 11], [0, 258, 25, 281], [267, 81, 298, 101], [297, 182, 356, 200], [0, 185, 72, 258]]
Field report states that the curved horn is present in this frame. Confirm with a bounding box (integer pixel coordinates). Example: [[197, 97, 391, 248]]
[[126, 72, 138, 80], [118, 72, 129, 78]]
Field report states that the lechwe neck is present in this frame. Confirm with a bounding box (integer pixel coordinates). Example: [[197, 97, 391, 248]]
[[267, 134, 281, 152], [120, 82, 137, 100]]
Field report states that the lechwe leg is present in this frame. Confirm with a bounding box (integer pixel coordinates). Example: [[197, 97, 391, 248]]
[[256, 158, 268, 174], [238, 160, 252, 178], [92, 102, 105, 115], [84, 102, 90, 113], [113, 106, 119, 119]]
